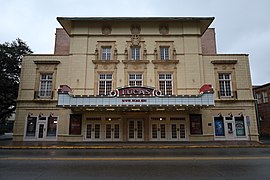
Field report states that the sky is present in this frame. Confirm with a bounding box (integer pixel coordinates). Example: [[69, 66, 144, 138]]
[[1, 0, 269, 85]]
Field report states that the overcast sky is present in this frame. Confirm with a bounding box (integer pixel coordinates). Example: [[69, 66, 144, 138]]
[[1, 0, 269, 85]]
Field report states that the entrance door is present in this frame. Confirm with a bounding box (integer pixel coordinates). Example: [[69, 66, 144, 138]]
[[128, 119, 144, 141], [170, 123, 186, 141], [85, 123, 101, 141], [224, 120, 235, 140], [37, 123, 46, 140], [151, 123, 167, 141], [105, 123, 121, 141]]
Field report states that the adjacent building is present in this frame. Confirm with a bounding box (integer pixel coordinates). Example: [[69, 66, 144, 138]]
[[13, 17, 258, 142], [254, 83, 270, 136]]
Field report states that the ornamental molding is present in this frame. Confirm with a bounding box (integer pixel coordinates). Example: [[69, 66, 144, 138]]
[[211, 60, 238, 64], [101, 24, 112, 35], [130, 24, 141, 35], [159, 23, 169, 35]]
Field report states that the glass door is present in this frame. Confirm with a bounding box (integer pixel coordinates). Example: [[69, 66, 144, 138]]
[[170, 123, 186, 141], [128, 119, 144, 141], [37, 123, 46, 140], [85, 123, 101, 141], [151, 123, 167, 141], [105, 123, 121, 141]]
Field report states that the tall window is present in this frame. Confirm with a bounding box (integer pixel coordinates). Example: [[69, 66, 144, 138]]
[[256, 93, 262, 104], [262, 91, 268, 103], [129, 74, 142, 86], [98, 74, 112, 95], [159, 73, 173, 95], [219, 73, 232, 97], [101, 47, 111, 60], [130, 47, 140, 60], [160, 47, 169, 60], [39, 74, 53, 97]]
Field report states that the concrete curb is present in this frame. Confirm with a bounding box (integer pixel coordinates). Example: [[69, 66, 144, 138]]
[[1, 144, 270, 149]]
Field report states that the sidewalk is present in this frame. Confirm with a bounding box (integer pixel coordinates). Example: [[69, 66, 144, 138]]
[[1, 134, 269, 149]]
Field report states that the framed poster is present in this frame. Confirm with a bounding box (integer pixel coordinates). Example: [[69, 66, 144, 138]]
[[235, 116, 246, 136], [190, 114, 203, 134], [214, 117, 225, 136], [69, 114, 82, 135]]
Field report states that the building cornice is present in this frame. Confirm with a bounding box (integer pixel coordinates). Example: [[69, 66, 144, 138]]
[[57, 17, 214, 36]]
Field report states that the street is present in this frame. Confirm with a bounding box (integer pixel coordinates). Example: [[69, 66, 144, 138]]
[[1, 148, 270, 179]]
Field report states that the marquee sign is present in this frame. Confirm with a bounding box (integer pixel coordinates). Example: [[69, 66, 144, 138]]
[[57, 84, 215, 108], [110, 86, 162, 97]]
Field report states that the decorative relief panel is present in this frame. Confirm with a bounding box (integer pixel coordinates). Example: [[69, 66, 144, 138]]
[[92, 60, 119, 69], [159, 23, 169, 35], [101, 24, 112, 35], [130, 24, 141, 35]]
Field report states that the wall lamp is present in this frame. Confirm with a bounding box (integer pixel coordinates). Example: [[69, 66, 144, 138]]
[[238, 112, 244, 118], [228, 112, 233, 118], [49, 113, 54, 118], [38, 112, 44, 118], [27, 112, 33, 118]]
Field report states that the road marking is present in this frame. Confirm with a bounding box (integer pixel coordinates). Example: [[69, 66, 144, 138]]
[[1, 156, 270, 161]]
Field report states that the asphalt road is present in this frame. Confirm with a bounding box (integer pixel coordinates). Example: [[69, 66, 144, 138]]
[[1, 148, 270, 180]]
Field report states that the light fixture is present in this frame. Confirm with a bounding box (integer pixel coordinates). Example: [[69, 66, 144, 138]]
[[156, 108, 165, 111], [239, 112, 244, 118], [176, 108, 185, 111], [228, 112, 233, 118], [27, 112, 33, 118], [218, 113, 222, 117], [108, 118, 112, 121], [38, 112, 43, 118], [49, 113, 54, 117], [159, 117, 163, 121]]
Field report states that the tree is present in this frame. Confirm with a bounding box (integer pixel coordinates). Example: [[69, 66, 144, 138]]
[[0, 39, 33, 134]]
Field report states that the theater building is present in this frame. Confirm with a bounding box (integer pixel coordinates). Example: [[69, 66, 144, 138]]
[[13, 17, 258, 142]]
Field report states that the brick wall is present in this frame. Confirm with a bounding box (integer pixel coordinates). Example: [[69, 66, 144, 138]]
[[201, 28, 217, 54], [54, 28, 70, 55], [254, 83, 270, 136]]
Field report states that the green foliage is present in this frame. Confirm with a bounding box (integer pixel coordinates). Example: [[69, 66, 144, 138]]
[[0, 39, 33, 128]]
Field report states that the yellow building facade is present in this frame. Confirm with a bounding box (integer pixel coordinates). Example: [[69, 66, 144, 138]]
[[13, 17, 258, 142]]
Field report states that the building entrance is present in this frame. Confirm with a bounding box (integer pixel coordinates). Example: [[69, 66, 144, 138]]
[[150, 122, 166, 141], [37, 122, 46, 140], [128, 119, 144, 141], [170, 123, 186, 141], [214, 116, 247, 140], [85, 123, 101, 141], [105, 123, 121, 141]]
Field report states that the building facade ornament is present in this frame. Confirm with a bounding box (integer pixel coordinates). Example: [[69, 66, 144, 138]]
[[101, 24, 112, 35], [159, 23, 169, 35], [130, 24, 141, 35], [131, 35, 141, 46]]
